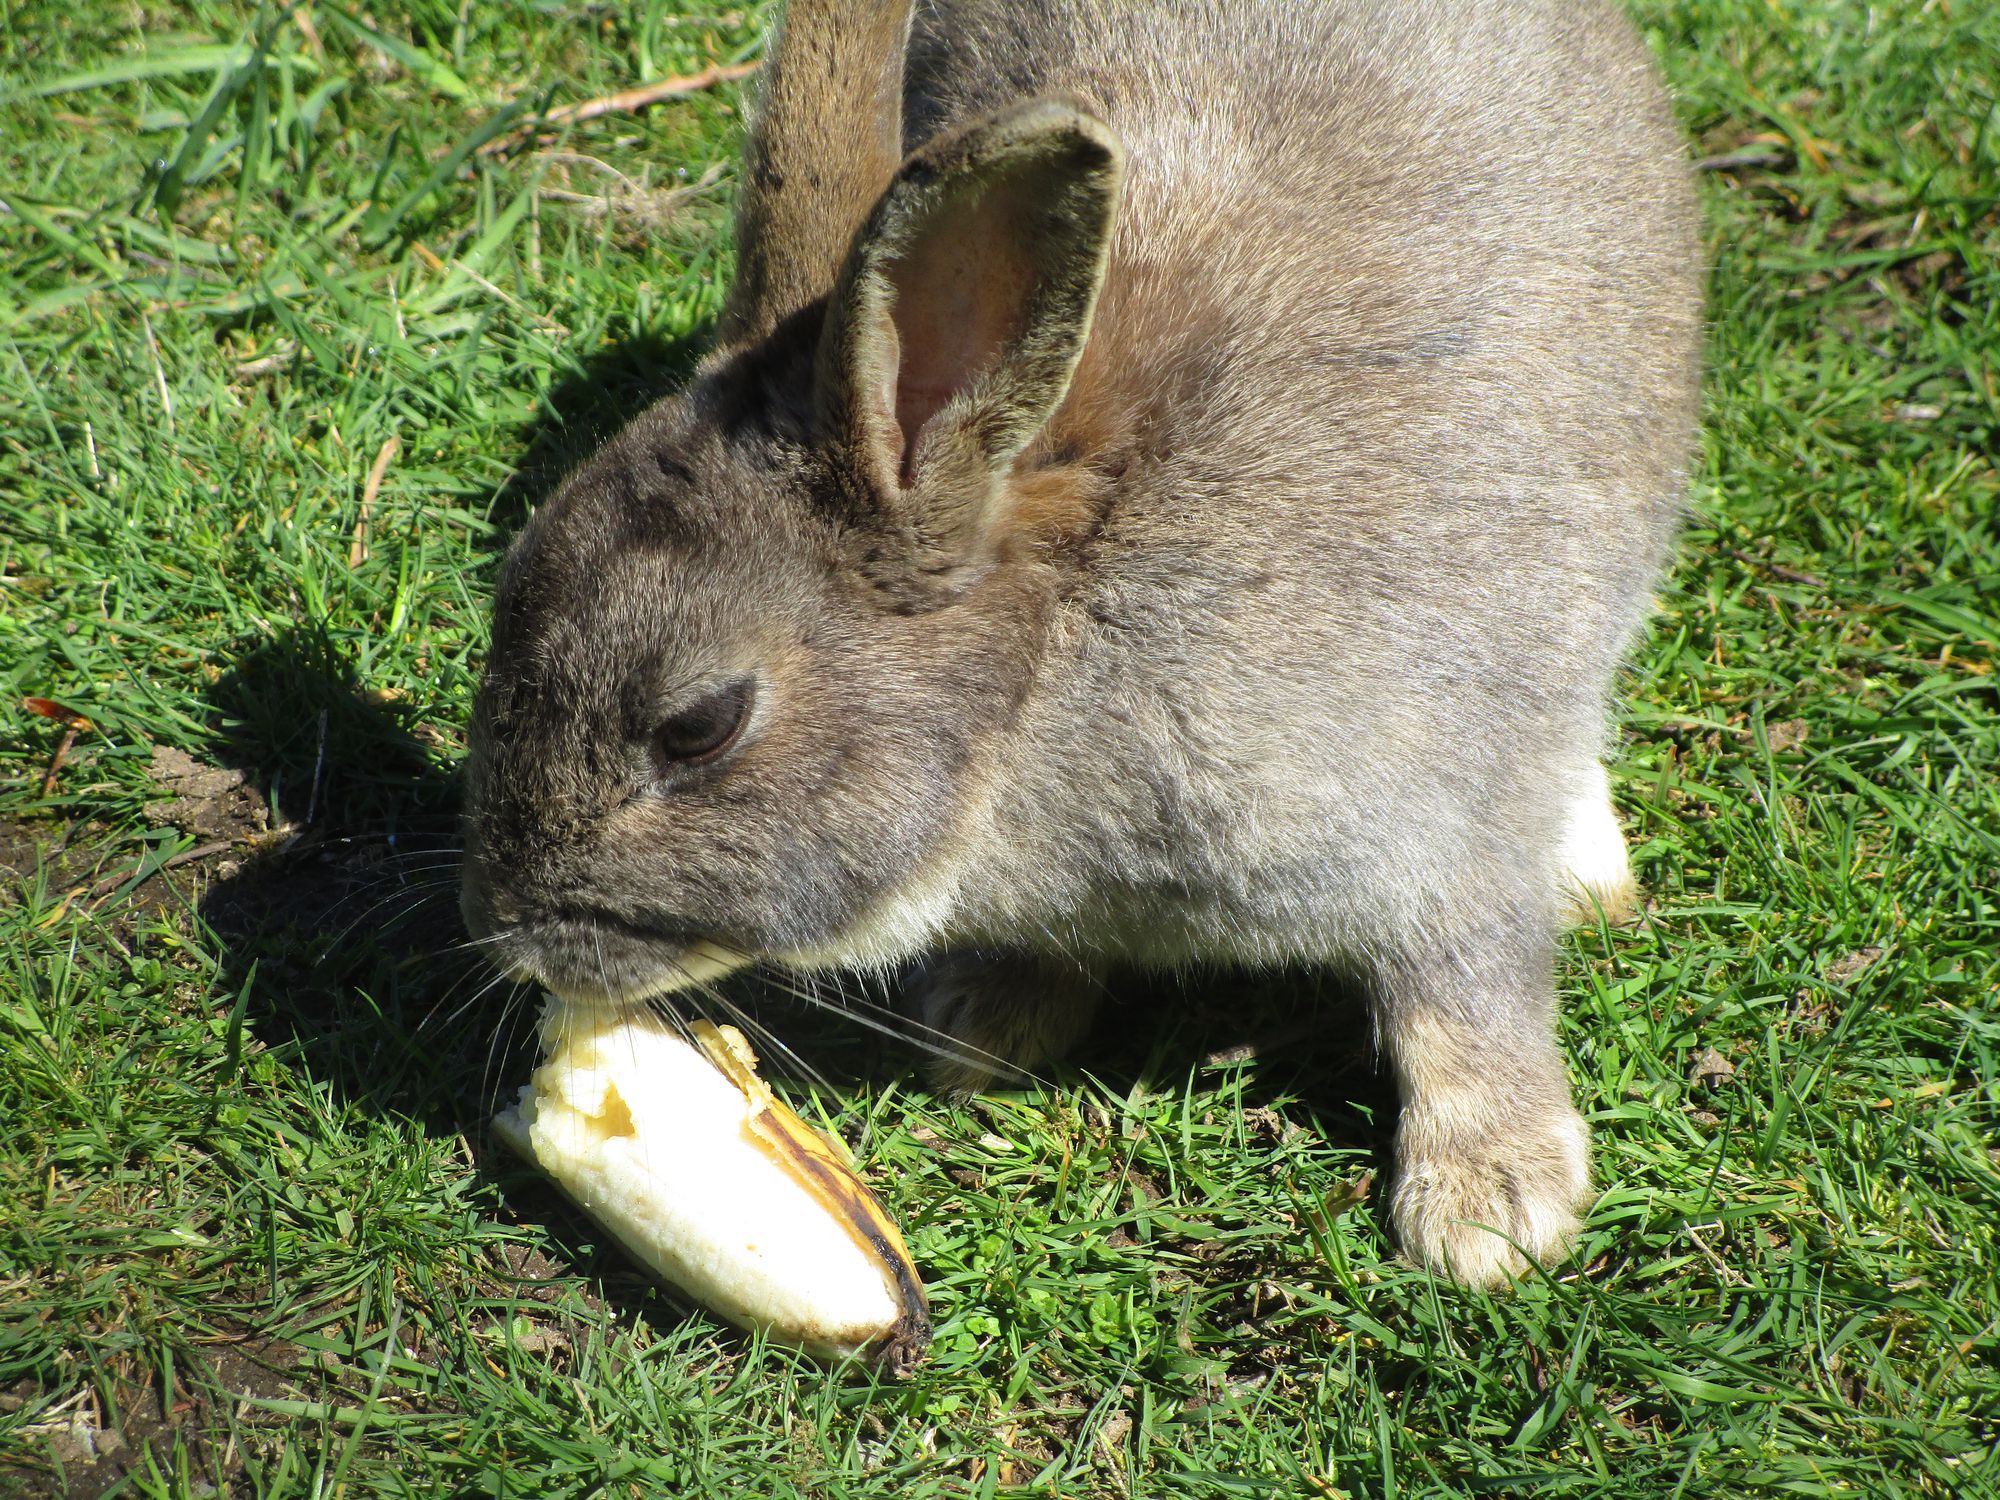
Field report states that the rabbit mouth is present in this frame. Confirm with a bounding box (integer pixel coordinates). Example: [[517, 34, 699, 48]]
[[498, 915, 752, 1008], [528, 945, 749, 1009], [603, 940, 749, 1003]]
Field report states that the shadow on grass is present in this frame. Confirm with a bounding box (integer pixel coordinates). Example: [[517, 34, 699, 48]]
[[191, 318, 720, 1084], [0, 326, 746, 1500], [485, 326, 713, 537], [178, 326, 731, 1310]]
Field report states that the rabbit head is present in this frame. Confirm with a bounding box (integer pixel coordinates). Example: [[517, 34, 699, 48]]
[[459, 28, 1124, 1005]]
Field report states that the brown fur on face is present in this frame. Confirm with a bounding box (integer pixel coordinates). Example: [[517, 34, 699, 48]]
[[464, 0, 1706, 1289]]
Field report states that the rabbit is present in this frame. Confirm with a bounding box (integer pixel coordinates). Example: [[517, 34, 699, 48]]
[[460, 0, 1704, 1287]]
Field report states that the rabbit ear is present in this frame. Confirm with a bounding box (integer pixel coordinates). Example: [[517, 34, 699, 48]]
[[721, 2, 915, 346], [816, 100, 1124, 597]]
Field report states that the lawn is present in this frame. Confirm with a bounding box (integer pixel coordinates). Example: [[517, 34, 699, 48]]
[[1, 1, 1996, 1495]]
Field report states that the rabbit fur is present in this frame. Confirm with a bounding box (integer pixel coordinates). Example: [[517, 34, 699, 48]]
[[461, 0, 1704, 1287]]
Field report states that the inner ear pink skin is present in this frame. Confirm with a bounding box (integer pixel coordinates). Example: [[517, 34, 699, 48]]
[[885, 168, 1041, 480]]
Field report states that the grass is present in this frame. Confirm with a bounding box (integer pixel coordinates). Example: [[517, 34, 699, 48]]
[[0, 0, 1996, 1495]]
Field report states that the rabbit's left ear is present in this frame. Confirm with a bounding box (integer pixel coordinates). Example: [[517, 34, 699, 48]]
[[816, 100, 1123, 594]]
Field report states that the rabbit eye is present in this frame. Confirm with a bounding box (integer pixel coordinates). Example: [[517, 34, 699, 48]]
[[652, 678, 754, 768]]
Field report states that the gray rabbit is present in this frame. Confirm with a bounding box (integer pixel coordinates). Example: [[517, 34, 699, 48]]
[[461, 0, 1703, 1286]]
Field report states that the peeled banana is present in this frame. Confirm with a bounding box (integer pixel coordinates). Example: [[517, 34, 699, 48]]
[[494, 1004, 930, 1373]]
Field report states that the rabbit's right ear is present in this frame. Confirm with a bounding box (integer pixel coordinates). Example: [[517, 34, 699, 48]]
[[816, 101, 1124, 604]]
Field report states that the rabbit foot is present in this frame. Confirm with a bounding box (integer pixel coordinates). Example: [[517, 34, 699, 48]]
[[908, 949, 1102, 1094], [1558, 761, 1637, 924], [1389, 1099, 1592, 1287]]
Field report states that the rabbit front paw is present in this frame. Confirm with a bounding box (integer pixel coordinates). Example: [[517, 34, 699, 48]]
[[1388, 1101, 1593, 1287], [908, 948, 1102, 1095]]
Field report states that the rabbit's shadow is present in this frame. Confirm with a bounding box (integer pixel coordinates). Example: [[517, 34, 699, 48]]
[[487, 326, 710, 534], [188, 320, 705, 1213]]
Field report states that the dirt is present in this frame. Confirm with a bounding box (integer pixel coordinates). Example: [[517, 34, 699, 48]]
[[1686, 1046, 1738, 1089], [0, 740, 277, 933], [0, 1334, 306, 1500], [0, 816, 116, 899], [1765, 719, 1810, 754], [3, 732, 464, 962], [142, 745, 270, 841], [1824, 946, 1884, 987]]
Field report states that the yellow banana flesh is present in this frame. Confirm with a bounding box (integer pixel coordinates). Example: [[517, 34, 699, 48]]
[[494, 1004, 930, 1374]]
